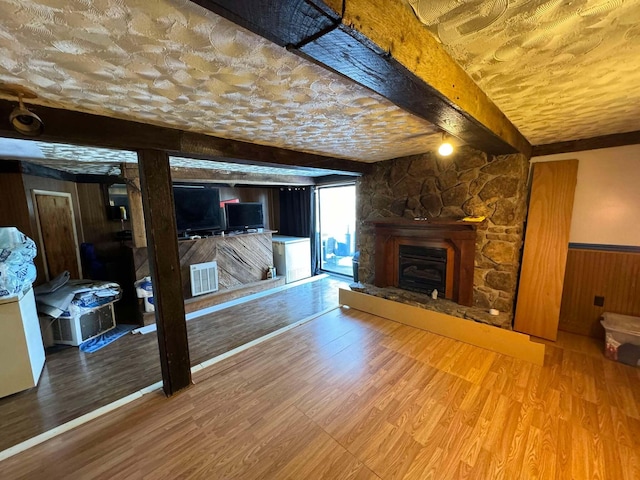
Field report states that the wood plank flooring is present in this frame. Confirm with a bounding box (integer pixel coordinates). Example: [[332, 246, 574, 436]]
[[0, 276, 348, 452], [2, 306, 639, 479]]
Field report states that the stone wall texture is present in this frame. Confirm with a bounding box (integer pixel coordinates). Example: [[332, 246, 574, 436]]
[[356, 146, 530, 317]]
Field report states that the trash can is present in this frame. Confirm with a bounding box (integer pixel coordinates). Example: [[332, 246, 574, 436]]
[[352, 251, 360, 282]]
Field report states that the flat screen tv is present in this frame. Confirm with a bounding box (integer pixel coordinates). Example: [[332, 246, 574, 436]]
[[225, 202, 264, 231], [173, 184, 222, 234]]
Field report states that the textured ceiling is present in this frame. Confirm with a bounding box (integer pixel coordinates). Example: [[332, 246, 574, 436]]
[[409, 0, 640, 145], [0, 138, 342, 177], [0, 0, 634, 165], [0, 0, 442, 164]]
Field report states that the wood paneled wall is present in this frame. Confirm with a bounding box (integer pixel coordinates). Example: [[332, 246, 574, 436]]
[[559, 247, 640, 338], [76, 183, 138, 323], [132, 231, 274, 299], [0, 172, 31, 235], [77, 183, 130, 252], [218, 186, 278, 230]]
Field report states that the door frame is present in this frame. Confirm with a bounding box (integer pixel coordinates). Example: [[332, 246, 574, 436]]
[[31, 189, 83, 281]]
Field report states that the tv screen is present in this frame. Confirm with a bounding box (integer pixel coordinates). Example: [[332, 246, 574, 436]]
[[173, 184, 222, 233], [225, 202, 264, 231]]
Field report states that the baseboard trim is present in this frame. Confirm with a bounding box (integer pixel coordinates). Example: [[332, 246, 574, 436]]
[[339, 289, 545, 365]]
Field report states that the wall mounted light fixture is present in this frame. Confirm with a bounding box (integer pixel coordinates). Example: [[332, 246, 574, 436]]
[[10, 94, 44, 136], [0, 84, 44, 137]]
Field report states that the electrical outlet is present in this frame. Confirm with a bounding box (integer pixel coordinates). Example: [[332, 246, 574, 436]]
[[594, 296, 605, 307]]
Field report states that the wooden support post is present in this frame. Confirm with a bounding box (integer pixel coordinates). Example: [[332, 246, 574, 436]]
[[121, 163, 147, 248], [137, 150, 192, 396]]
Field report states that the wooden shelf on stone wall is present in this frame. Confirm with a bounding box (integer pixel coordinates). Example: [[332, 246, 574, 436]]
[[369, 218, 481, 230], [140, 276, 286, 326]]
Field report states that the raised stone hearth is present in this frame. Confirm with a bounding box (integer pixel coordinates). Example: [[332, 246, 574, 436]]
[[350, 283, 512, 330]]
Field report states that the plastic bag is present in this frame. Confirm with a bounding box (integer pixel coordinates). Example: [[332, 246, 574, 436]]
[[0, 227, 37, 298]]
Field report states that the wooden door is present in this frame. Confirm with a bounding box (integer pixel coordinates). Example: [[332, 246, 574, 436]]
[[514, 160, 578, 340], [33, 192, 82, 280]]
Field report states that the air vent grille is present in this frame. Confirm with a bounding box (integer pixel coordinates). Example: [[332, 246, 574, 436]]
[[190, 261, 219, 297]]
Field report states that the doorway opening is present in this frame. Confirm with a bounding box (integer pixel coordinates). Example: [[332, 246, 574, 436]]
[[317, 184, 356, 277]]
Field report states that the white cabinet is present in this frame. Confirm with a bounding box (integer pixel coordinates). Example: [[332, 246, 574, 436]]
[[0, 288, 45, 398], [272, 236, 311, 284]]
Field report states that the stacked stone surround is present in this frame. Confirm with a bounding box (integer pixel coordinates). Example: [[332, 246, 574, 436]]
[[356, 146, 530, 318]]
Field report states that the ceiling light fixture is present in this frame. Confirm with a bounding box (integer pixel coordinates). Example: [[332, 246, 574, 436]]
[[0, 84, 44, 137], [438, 132, 454, 157]]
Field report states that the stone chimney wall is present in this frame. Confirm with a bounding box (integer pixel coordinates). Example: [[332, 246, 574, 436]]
[[356, 146, 530, 316]]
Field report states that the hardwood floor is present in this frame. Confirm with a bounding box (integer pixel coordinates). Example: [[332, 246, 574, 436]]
[[2, 306, 639, 479], [0, 276, 348, 452]]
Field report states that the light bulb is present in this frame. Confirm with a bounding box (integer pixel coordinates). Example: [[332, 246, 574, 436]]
[[438, 142, 453, 156]]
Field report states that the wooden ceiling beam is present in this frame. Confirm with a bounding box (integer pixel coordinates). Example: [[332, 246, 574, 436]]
[[191, 0, 531, 157], [170, 167, 317, 186], [0, 100, 371, 175], [179, 132, 367, 174], [532, 131, 640, 157]]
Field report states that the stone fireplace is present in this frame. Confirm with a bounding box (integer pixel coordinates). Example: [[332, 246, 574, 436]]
[[371, 219, 476, 306], [356, 146, 530, 317]]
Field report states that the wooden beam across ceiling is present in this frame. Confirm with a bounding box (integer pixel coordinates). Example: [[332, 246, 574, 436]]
[[190, 0, 532, 157], [170, 167, 316, 186], [532, 130, 640, 157], [0, 100, 370, 175]]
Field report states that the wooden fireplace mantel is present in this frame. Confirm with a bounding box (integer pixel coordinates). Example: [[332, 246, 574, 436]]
[[370, 218, 477, 306]]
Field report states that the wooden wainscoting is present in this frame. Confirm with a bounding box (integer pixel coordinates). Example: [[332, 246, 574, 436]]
[[131, 231, 275, 299], [559, 246, 640, 338]]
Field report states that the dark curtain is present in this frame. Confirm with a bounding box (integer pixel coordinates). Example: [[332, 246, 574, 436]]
[[279, 186, 320, 275]]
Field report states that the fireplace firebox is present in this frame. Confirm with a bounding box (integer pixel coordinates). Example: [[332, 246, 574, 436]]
[[398, 245, 447, 296], [371, 219, 477, 306]]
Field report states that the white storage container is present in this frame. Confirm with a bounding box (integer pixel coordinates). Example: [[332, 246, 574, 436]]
[[272, 236, 311, 284], [601, 312, 640, 366]]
